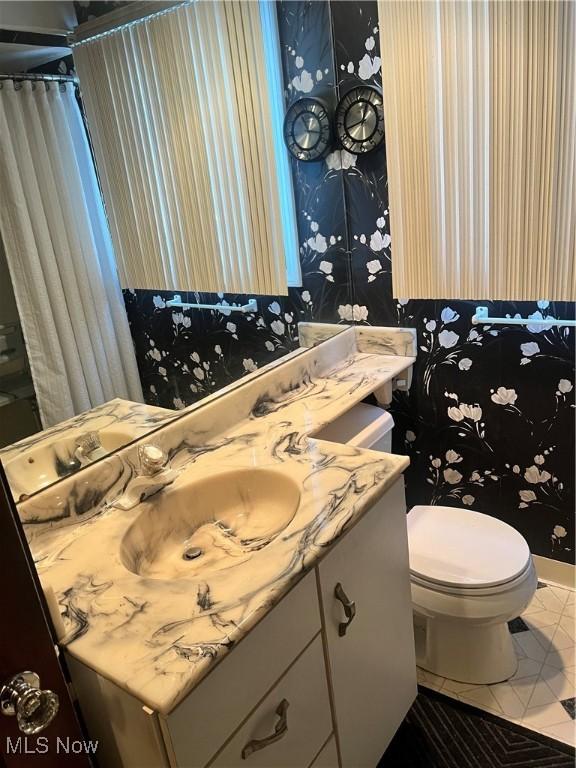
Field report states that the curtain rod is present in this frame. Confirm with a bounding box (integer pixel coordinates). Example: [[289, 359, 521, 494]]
[[70, 1, 189, 48], [0, 73, 78, 84]]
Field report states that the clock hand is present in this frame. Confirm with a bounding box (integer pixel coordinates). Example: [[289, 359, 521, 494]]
[[347, 116, 368, 129]]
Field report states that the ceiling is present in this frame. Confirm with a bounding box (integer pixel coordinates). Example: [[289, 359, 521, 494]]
[[0, 42, 71, 73], [0, 2, 75, 74]]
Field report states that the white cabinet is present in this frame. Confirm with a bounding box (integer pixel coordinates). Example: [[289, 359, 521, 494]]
[[69, 479, 416, 768], [317, 478, 417, 768]]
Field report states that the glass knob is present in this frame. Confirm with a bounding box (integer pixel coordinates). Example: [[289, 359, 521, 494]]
[[1, 672, 59, 735]]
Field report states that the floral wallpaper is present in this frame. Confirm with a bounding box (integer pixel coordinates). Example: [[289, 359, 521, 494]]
[[328, 0, 575, 565], [73, 1, 574, 564]]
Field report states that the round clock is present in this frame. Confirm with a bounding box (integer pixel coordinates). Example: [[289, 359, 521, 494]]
[[335, 86, 385, 154], [283, 97, 332, 162]]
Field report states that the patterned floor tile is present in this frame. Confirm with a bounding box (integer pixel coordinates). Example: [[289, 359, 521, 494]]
[[542, 720, 576, 748], [489, 682, 526, 718], [458, 686, 502, 715], [548, 586, 572, 606], [535, 589, 569, 615], [527, 678, 560, 708], [553, 625, 575, 649], [416, 582, 576, 747], [522, 701, 573, 729], [546, 646, 576, 670], [562, 667, 576, 688], [512, 657, 546, 679], [415, 667, 443, 690], [525, 609, 567, 629], [534, 623, 562, 649], [508, 616, 529, 633], [559, 615, 575, 640], [515, 630, 550, 662], [441, 678, 479, 694], [542, 664, 575, 701], [509, 675, 539, 705]]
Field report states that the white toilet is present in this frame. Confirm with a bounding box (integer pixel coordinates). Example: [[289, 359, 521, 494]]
[[408, 504, 536, 683], [315, 402, 538, 684]]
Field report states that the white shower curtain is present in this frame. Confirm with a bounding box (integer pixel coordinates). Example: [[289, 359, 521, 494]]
[[0, 79, 143, 427]]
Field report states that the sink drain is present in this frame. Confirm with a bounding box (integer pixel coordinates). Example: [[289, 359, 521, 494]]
[[182, 547, 203, 561]]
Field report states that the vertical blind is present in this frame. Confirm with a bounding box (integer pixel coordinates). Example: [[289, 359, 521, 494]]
[[73, 1, 298, 295], [378, 0, 575, 301]]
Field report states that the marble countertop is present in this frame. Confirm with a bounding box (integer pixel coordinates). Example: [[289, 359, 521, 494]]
[[1, 398, 175, 500], [27, 328, 414, 715]]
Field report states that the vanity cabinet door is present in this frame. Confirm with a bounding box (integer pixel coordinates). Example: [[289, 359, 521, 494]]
[[317, 478, 417, 768], [209, 636, 332, 768]]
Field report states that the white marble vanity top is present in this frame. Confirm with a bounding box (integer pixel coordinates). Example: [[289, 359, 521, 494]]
[[22, 327, 415, 714], [1, 398, 175, 500]]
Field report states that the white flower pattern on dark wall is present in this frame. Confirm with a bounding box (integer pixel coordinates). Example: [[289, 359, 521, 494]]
[[329, 0, 574, 563], [109, 0, 576, 564]]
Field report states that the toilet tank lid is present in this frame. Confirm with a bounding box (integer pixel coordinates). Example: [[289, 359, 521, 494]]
[[407, 505, 531, 588]]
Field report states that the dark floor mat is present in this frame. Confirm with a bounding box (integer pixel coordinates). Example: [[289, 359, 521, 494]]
[[379, 687, 575, 768]]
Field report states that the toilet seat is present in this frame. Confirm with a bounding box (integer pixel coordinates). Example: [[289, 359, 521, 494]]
[[410, 558, 534, 597], [407, 505, 532, 591]]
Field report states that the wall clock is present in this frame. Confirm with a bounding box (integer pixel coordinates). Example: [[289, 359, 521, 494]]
[[335, 86, 385, 154], [283, 97, 332, 162]]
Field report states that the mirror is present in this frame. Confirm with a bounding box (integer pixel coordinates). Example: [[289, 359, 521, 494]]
[[0, 0, 353, 502]]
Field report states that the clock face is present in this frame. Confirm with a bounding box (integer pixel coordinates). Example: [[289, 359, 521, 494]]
[[283, 98, 332, 162], [335, 86, 385, 154]]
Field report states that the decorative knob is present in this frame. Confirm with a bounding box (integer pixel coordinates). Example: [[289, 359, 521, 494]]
[[139, 444, 168, 476], [1, 672, 59, 735]]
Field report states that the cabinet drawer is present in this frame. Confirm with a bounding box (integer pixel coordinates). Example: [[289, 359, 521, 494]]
[[210, 636, 331, 768], [164, 571, 320, 768]]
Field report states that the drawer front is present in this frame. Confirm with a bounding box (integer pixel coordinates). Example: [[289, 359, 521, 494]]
[[310, 736, 339, 768], [165, 571, 320, 768], [210, 636, 331, 768]]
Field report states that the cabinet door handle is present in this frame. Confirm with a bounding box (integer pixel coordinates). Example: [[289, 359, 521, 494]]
[[241, 699, 289, 759], [334, 582, 356, 637]]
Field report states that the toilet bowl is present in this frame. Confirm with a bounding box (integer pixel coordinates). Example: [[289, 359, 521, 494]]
[[315, 402, 538, 684], [408, 504, 537, 683]]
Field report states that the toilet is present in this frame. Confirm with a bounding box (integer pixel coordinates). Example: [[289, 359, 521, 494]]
[[407, 504, 536, 683], [315, 402, 538, 684]]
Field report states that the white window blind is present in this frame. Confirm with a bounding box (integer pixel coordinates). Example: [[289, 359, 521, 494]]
[[378, 0, 575, 301], [72, 1, 299, 295]]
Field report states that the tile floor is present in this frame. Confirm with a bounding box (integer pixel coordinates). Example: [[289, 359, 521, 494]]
[[417, 581, 576, 747]]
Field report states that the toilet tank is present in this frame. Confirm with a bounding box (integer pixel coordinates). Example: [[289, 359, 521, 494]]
[[314, 403, 394, 452]]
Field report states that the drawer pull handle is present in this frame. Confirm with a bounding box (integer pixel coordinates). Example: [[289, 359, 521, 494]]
[[335, 582, 356, 636], [241, 699, 289, 759]]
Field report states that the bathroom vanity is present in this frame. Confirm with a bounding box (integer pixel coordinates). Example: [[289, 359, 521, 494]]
[[66, 478, 414, 768], [18, 326, 418, 768]]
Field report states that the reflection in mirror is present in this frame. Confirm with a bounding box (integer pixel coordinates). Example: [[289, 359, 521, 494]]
[[0, 1, 353, 503]]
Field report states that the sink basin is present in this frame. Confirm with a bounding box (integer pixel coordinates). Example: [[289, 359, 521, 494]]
[[4, 425, 138, 495], [120, 468, 301, 581]]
